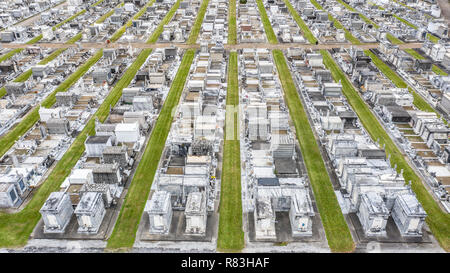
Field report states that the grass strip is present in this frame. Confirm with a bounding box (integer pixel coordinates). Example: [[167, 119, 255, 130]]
[[255, 0, 354, 252], [393, 14, 417, 29], [321, 49, 450, 252], [0, 1, 124, 99], [256, 0, 279, 44], [106, 49, 195, 250], [364, 50, 437, 114], [217, 51, 244, 251], [392, 0, 433, 19], [336, 0, 379, 28], [146, 0, 182, 44], [432, 65, 448, 76], [309, 0, 360, 44], [0, 50, 103, 160], [370, 0, 438, 43], [336, 0, 448, 85], [0, 118, 96, 247], [427, 33, 439, 44], [52, 10, 87, 30], [0, 0, 147, 248], [110, 0, 156, 42], [0, 0, 105, 64], [0, 32, 83, 99], [0, 50, 106, 248], [186, 0, 211, 44], [106, 0, 200, 249], [273, 50, 355, 252], [283, 0, 317, 44], [228, 0, 237, 45], [92, 0, 106, 7], [96, 2, 125, 24], [0, 35, 43, 63]]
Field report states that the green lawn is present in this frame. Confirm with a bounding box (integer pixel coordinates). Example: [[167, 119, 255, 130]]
[[321, 50, 450, 252], [228, 0, 237, 45], [217, 51, 244, 252]]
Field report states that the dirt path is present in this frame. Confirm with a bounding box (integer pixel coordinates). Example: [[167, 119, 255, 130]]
[[437, 0, 450, 25], [0, 41, 424, 50]]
